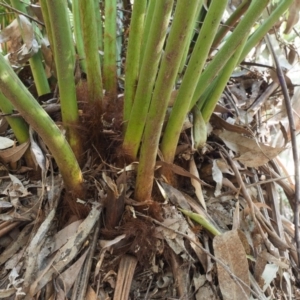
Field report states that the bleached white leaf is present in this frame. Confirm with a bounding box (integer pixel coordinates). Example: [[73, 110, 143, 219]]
[[18, 16, 34, 49], [189, 158, 206, 210], [9, 174, 29, 197], [8, 268, 25, 296], [99, 234, 126, 249], [156, 180, 168, 204], [0, 137, 14, 150], [212, 160, 223, 196], [0, 200, 13, 208], [282, 271, 292, 299], [262, 263, 279, 292], [29, 127, 46, 172]]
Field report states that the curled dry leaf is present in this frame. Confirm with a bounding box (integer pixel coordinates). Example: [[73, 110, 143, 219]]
[[0, 15, 38, 65], [27, 3, 44, 23], [8, 174, 29, 197], [0, 117, 8, 134], [0, 136, 14, 150], [218, 130, 284, 168], [99, 234, 126, 249], [284, 0, 300, 34], [0, 141, 29, 163], [158, 181, 191, 210], [156, 160, 211, 187]]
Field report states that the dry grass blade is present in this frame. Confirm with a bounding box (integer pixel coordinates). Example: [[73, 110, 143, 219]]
[[71, 218, 101, 300], [0, 224, 33, 265], [28, 205, 102, 296], [113, 255, 137, 300]]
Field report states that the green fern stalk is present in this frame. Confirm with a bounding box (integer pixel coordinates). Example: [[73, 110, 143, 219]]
[[178, 0, 203, 76], [211, 0, 251, 51], [0, 54, 83, 197], [201, 36, 248, 123], [79, 0, 103, 104], [39, 0, 54, 50], [123, 0, 147, 127], [161, 0, 227, 164], [10, 0, 50, 96], [94, 0, 103, 64], [103, 0, 117, 99], [0, 93, 35, 168], [135, 0, 200, 201], [190, 0, 269, 112], [46, 0, 82, 161], [122, 0, 173, 160], [238, 0, 294, 64], [139, 0, 156, 69], [73, 0, 87, 73]]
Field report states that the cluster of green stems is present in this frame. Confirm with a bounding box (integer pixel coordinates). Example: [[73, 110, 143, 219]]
[[0, 0, 293, 203]]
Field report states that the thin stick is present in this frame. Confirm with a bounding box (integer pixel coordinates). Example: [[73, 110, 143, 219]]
[[265, 33, 300, 277], [0, 1, 44, 26]]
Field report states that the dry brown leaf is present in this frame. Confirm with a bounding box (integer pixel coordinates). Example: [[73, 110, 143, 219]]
[[210, 113, 252, 135], [114, 255, 137, 300], [0, 288, 16, 298], [8, 173, 30, 197], [159, 181, 191, 210], [57, 248, 89, 295], [232, 202, 240, 230], [222, 178, 239, 193], [156, 207, 193, 261], [50, 220, 82, 254], [0, 117, 8, 134], [86, 286, 98, 300], [254, 252, 268, 286], [213, 230, 250, 300], [30, 205, 101, 296], [196, 283, 218, 300], [0, 16, 38, 65], [0, 141, 29, 163], [0, 224, 32, 265], [218, 130, 284, 167], [103, 172, 119, 197], [99, 234, 126, 249], [28, 3, 44, 23], [156, 161, 211, 187], [284, 0, 300, 34], [216, 158, 234, 175], [260, 250, 289, 269]]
